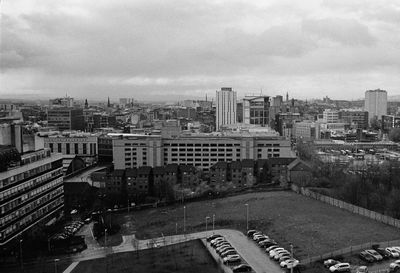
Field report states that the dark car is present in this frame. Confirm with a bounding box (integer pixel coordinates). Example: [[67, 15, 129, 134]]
[[207, 234, 223, 242], [247, 230, 258, 237], [359, 251, 375, 263], [259, 240, 277, 248], [374, 248, 391, 259], [233, 264, 252, 272]]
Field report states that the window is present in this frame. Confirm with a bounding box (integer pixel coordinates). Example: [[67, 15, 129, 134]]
[[66, 143, 70, 155], [57, 143, 62, 153], [83, 143, 87, 154], [75, 143, 79, 154]]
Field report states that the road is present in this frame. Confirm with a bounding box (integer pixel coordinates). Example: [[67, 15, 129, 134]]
[[65, 229, 284, 273], [63, 166, 106, 184]]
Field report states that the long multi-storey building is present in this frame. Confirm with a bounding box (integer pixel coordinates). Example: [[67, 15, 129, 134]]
[[0, 147, 64, 246], [112, 132, 293, 171], [339, 110, 369, 129]]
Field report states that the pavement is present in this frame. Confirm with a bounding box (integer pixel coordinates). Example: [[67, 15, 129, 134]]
[[64, 229, 284, 273]]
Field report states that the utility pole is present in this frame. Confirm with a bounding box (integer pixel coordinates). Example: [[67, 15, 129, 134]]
[[127, 198, 130, 213], [183, 206, 186, 233], [290, 243, 294, 273], [54, 258, 60, 273], [212, 214, 215, 233], [19, 239, 23, 272], [245, 203, 249, 231]]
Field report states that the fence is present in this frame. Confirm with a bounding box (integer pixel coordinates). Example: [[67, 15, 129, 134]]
[[299, 238, 400, 265], [291, 184, 400, 265], [291, 184, 400, 229]]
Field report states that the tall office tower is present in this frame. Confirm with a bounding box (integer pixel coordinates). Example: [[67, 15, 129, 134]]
[[0, 147, 64, 247], [216, 87, 237, 131], [242, 96, 270, 126], [364, 89, 387, 123]]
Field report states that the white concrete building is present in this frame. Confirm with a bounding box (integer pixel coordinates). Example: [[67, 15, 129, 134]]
[[364, 89, 387, 123], [216, 87, 237, 131]]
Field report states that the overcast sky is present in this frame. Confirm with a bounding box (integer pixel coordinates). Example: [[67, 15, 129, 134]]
[[1, 0, 400, 101]]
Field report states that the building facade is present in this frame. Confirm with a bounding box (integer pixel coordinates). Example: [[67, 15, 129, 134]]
[[216, 87, 237, 131], [294, 121, 321, 140], [364, 89, 387, 123], [112, 133, 293, 171], [339, 110, 369, 129], [0, 148, 64, 246], [323, 109, 339, 123], [242, 96, 270, 126], [47, 108, 85, 131]]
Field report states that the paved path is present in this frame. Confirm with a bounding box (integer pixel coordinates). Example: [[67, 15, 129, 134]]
[[65, 229, 284, 273]]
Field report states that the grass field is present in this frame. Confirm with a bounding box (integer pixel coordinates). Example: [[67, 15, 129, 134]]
[[112, 191, 400, 259], [72, 239, 219, 273]]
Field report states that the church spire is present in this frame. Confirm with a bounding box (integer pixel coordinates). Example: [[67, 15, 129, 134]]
[[107, 97, 111, 107]]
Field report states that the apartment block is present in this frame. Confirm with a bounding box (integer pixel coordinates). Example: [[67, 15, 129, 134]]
[[0, 147, 64, 246]]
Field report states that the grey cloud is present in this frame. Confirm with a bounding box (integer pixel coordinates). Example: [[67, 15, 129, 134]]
[[302, 18, 376, 46]]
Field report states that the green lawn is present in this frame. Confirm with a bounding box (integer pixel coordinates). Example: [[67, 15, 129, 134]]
[[72, 240, 219, 273], [112, 191, 400, 259]]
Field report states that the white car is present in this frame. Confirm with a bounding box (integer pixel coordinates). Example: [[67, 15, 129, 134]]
[[386, 247, 400, 258], [274, 250, 290, 260], [393, 247, 400, 254], [329, 263, 351, 272], [269, 248, 285, 258], [223, 254, 241, 265], [390, 260, 400, 271], [280, 258, 299, 268]]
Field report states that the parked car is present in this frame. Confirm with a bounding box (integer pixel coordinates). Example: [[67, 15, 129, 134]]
[[389, 260, 400, 272], [269, 248, 285, 258], [281, 258, 299, 268], [374, 248, 391, 259], [217, 246, 234, 255], [223, 254, 241, 265], [207, 234, 223, 242], [359, 251, 375, 263], [279, 254, 292, 262], [393, 247, 400, 254], [324, 259, 341, 268], [266, 245, 280, 252], [329, 263, 351, 272], [274, 250, 290, 260], [221, 249, 237, 258], [356, 266, 368, 273], [386, 248, 400, 258], [247, 230, 258, 237], [364, 249, 383, 261], [232, 264, 252, 272]]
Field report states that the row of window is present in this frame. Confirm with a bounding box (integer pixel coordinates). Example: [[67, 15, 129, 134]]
[[168, 148, 240, 152], [257, 143, 280, 147], [48, 143, 96, 155], [0, 196, 63, 241], [0, 168, 63, 203], [0, 185, 63, 229], [0, 163, 52, 189], [0, 177, 63, 216], [165, 143, 240, 147]]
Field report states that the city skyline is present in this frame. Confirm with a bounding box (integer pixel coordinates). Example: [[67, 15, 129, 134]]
[[1, 0, 400, 101]]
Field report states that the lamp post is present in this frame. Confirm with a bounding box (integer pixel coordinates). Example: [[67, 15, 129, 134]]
[[183, 206, 186, 233], [212, 214, 215, 232], [127, 198, 130, 213], [245, 203, 249, 231], [290, 243, 294, 273], [175, 222, 178, 235], [205, 216, 210, 232], [104, 228, 107, 247], [54, 258, 60, 273], [19, 239, 23, 272]]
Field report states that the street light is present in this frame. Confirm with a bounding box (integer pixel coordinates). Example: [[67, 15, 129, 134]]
[[245, 203, 249, 231], [54, 258, 60, 273], [290, 243, 294, 273], [104, 228, 108, 247], [19, 239, 23, 271], [183, 206, 186, 233], [205, 216, 210, 232], [212, 214, 215, 232]]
